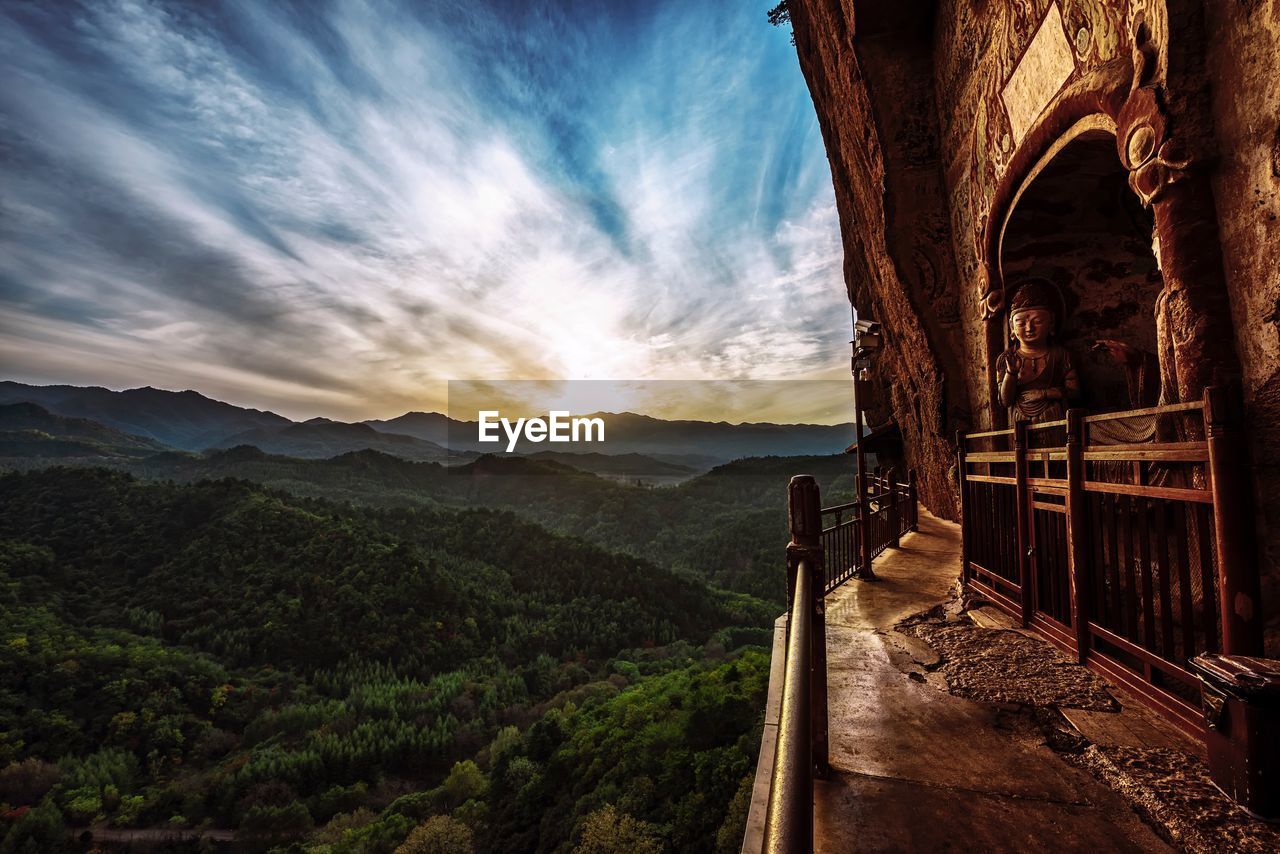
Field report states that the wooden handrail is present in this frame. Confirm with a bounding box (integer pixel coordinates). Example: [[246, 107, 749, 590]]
[[763, 555, 814, 854], [965, 427, 1016, 440], [1081, 400, 1203, 423], [758, 470, 919, 852]]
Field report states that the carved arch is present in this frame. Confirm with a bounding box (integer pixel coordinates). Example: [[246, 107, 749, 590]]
[[976, 0, 1240, 416]]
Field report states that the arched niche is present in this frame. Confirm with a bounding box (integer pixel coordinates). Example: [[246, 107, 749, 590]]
[[991, 118, 1163, 420]]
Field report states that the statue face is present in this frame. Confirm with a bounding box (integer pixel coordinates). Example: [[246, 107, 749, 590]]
[[1010, 307, 1053, 347]]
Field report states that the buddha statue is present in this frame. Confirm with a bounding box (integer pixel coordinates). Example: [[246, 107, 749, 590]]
[[996, 279, 1079, 423]]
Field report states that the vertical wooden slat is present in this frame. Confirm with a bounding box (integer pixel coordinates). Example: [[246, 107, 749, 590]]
[[987, 481, 995, 579], [1121, 495, 1139, 642], [1061, 513, 1071, 623], [1000, 482, 1009, 581], [1038, 509, 1049, 616], [1006, 452, 1013, 581], [1014, 421, 1032, 626], [1090, 491, 1108, 625], [1045, 509, 1057, 619], [1196, 503, 1219, 653], [1138, 496, 1156, 651], [988, 481, 998, 578], [1065, 409, 1089, 661], [1029, 507, 1041, 613], [1002, 482, 1013, 583], [845, 519, 851, 586], [1050, 511, 1062, 621], [1038, 508, 1049, 617], [1174, 503, 1195, 662], [843, 519, 850, 586], [1105, 492, 1122, 633], [1155, 500, 1176, 660]]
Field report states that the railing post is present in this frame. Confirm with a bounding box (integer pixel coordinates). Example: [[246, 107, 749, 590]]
[[956, 431, 971, 584], [1203, 387, 1264, 655], [908, 469, 919, 532], [856, 465, 875, 580], [1014, 420, 1033, 627], [1065, 409, 1090, 664], [787, 475, 828, 781], [887, 472, 901, 548]]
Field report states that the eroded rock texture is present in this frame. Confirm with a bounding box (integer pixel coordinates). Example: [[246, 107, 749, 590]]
[[789, 4, 972, 520], [788, 0, 1280, 654]]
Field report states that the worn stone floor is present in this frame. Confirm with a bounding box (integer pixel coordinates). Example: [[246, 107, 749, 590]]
[[816, 511, 1171, 853]]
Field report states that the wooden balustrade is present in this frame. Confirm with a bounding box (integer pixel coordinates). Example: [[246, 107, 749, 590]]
[[958, 387, 1263, 735]]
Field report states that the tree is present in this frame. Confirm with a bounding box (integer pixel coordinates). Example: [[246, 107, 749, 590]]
[[395, 815, 474, 854], [573, 805, 661, 854], [442, 760, 486, 809], [767, 2, 795, 45], [0, 800, 65, 854]]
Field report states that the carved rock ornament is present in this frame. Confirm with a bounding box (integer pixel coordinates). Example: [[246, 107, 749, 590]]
[[1126, 133, 1191, 206], [1115, 13, 1189, 208]]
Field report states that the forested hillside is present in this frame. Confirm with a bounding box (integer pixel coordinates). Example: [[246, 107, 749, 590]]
[[123, 448, 859, 603], [0, 468, 774, 851]]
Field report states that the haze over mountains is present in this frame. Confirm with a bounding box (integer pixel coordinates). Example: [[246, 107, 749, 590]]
[[0, 381, 859, 472]]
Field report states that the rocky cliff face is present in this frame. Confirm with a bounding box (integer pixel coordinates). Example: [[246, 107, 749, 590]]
[[1203, 1, 1280, 653], [786, 0, 1280, 653], [787, 2, 973, 519]]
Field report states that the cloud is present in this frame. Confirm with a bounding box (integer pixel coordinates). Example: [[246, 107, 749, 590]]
[[0, 0, 850, 422]]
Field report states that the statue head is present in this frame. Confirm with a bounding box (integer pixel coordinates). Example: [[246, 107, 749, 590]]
[[1008, 279, 1062, 349]]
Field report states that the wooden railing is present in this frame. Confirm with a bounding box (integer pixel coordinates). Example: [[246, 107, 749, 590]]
[[958, 387, 1264, 734], [820, 471, 917, 592], [759, 470, 917, 854]]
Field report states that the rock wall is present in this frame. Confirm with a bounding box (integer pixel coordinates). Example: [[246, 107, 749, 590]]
[[1202, 1, 1280, 656], [788, 0, 1280, 654], [788, 3, 973, 520]]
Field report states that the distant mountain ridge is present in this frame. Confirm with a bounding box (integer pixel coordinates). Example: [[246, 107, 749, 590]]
[[0, 381, 859, 465], [365, 409, 857, 460], [214, 418, 462, 462], [0, 381, 290, 450], [0, 401, 173, 459]]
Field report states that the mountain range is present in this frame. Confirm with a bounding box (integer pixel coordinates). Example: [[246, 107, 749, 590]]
[[0, 381, 859, 469], [366, 409, 857, 461]]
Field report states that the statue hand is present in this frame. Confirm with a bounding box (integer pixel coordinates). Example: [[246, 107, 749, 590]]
[[1005, 351, 1023, 380]]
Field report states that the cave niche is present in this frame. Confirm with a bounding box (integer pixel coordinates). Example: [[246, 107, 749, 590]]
[[998, 129, 1162, 416]]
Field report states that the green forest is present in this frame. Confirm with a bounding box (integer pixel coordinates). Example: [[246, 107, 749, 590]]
[[0, 452, 853, 852], [125, 448, 859, 604]]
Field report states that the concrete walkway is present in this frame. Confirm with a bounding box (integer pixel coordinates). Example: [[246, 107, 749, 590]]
[[816, 510, 1170, 853]]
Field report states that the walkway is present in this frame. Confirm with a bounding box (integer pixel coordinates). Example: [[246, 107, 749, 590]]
[[816, 510, 1170, 853]]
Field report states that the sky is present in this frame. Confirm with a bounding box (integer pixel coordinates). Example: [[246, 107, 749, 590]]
[[0, 0, 854, 423]]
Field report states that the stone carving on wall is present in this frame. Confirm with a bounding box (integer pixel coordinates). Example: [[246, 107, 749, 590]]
[[1115, 7, 1188, 208], [1059, 0, 1124, 66], [964, 1, 1130, 326], [1000, 3, 1076, 143]]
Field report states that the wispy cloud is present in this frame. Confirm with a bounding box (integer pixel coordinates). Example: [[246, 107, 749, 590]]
[[0, 0, 849, 421]]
